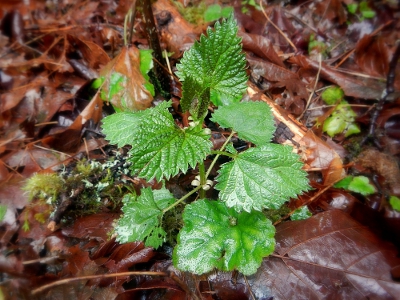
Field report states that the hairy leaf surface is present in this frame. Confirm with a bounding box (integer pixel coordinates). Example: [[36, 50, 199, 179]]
[[129, 101, 212, 181], [173, 199, 275, 275], [176, 14, 247, 106], [215, 144, 310, 212], [115, 187, 175, 248], [211, 101, 275, 145]]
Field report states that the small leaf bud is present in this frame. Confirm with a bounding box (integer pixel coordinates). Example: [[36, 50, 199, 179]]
[[191, 179, 200, 186], [203, 128, 211, 135]]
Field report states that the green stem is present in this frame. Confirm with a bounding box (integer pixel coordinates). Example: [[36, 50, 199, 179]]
[[198, 162, 206, 199], [210, 150, 236, 158], [162, 185, 203, 214], [205, 131, 235, 179], [162, 131, 235, 214]]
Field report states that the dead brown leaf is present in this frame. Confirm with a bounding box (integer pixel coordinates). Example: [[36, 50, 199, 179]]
[[355, 35, 390, 78], [153, 0, 200, 58], [239, 31, 284, 67], [248, 209, 400, 299], [99, 45, 153, 111], [290, 55, 386, 99]]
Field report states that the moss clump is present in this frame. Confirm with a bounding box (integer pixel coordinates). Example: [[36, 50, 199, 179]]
[[23, 173, 64, 203], [173, 1, 207, 25], [22, 152, 132, 228]]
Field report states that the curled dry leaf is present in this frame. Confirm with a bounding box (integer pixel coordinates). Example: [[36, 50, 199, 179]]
[[315, 0, 347, 25], [67, 35, 110, 71], [301, 130, 345, 185], [61, 212, 120, 241], [247, 209, 400, 299]]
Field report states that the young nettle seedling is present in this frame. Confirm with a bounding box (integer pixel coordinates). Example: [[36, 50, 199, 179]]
[[320, 86, 361, 137], [102, 15, 310, 275]]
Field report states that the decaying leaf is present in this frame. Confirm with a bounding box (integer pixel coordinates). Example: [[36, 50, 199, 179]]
[[98, 45, 153, 111], [247, 209, 400, 299], [355, 34, 390, 78], [289, 55, 386, 99], [153, 0, 200, 58]]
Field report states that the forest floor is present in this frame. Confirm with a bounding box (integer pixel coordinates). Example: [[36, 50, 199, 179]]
[[1, 0, 400, 299]]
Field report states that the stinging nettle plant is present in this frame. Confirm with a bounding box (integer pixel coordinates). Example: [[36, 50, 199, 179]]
[[102, 15, 310, 276]]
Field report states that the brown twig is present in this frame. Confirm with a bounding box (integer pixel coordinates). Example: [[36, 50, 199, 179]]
[[259, 0, 297, 52], [127, 0, 137, 45], [361, 40, 400, 147], [139, 0, 170, 93], [31, 271, 168, 295], [298, 53, 322, 120]]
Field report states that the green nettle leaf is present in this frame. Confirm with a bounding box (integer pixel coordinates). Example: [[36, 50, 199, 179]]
[[215, 144, 310, 212], [173, 199, 275, 275], [129, 101, 213, 181], [101, 110, 147, 147], [211, 101, 275, 145], [176, 14, 248, 106], [115, 187, 175, 248]]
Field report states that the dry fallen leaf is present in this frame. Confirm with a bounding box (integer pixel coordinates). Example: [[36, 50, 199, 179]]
[[99, 45, 153, 111], [247, 209, 400, 299]]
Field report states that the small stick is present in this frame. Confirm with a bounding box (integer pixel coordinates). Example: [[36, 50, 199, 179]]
[[259, 0, 297, 52], [31, 271, 168, 295], [298, 53, 322, 120]]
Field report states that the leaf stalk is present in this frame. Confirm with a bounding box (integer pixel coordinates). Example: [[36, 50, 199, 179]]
[[205, 131, 235, 179]]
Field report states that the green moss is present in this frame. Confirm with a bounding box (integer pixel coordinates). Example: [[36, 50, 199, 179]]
[[76, 159, 101, 177], [173, 1, 207, 25], [308, 34, 328, 57], [22, 153, 131, 228], [23, 173, 64, 202]]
